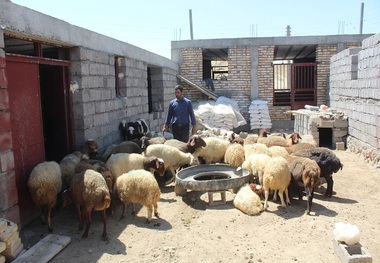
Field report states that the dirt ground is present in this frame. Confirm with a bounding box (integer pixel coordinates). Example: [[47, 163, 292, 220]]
[[19, 149, 380, 263]]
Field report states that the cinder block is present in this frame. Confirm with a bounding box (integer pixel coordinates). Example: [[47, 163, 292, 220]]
[[207, 191, 226, 206], [334, 119, 348, 128], [320, 120, 334, 128], [336, 142, 345, 151], [333, 239, 372, 263]]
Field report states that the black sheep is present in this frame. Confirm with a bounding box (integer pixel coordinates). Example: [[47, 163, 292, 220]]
[[293, 147, 343, 197]]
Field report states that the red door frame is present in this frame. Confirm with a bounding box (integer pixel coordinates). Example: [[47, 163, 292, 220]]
[[6, 54, 71, 222]]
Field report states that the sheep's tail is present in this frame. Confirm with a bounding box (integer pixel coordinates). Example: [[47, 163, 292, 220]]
[[104, 195, 111, 209]]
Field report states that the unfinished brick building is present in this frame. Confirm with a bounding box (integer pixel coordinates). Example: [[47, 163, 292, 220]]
[[171, 35, 372, 130]]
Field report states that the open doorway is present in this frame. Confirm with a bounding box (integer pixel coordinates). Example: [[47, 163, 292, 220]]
[[39, 64, 72, 161]]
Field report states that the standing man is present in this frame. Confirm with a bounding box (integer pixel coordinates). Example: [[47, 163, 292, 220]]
[[162, 85, 196, 142]]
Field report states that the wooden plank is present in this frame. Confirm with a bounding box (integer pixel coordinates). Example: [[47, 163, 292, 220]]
[[13, 234, 71, 263], [177, 75, 218, 100]]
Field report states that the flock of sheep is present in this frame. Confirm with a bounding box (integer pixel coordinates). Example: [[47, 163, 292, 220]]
[[27, 122, 343, 241]]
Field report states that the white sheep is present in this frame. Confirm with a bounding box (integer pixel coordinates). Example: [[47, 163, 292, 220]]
[[105, 153, 165, 180], [27, 161, 62, 232], [257, 129, 289, 147], [244, 143, 269, 159], [299, 134, 318, 147], [267, 146, 289, 158], [242, 153, 272, 184], [70, 169, 111, 240], [224, 143, 245, 167], [243, 134, 258, 145], [114, 169, 161, 223], [233, 184, 264, 215], [192, 137, 230, 164], [144, 144, 200, 184], [262, 156, 291, 210]]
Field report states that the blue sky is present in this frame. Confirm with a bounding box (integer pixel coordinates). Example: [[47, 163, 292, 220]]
[[11, 0, 380, 59]]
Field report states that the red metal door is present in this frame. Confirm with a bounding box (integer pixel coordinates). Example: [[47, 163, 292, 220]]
[[6, 55, 45, 220], [291, 63, 317, 110]]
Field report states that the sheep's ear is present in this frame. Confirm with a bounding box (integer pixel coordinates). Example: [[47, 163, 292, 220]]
[[155, 159, 159, 169], [303, 173, 311, 186], [155, 158, 164, 169]]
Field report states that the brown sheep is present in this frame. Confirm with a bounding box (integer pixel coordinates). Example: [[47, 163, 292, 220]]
[[101, 140, 142, 161], [286, 155, 321, 215], [285, 142, 316, 154], [164, 134, 206, 153], [70, 169, 111, 240], [60, 139, 100, 190], [75, 158, 114, 193], [286, 132, 302, 145], [293, 147, 343, 197]]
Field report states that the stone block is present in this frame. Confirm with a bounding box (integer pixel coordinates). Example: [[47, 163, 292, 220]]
[[336, 142, 345, 151], [319, 120, 334, 128], [334, 129, 348, 138], [333, 239, 372, 263], [334, 119, 348, 128]]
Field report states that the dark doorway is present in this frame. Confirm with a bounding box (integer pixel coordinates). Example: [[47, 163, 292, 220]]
[[39, 64, 71, 161], [319, 128, 333, 148]]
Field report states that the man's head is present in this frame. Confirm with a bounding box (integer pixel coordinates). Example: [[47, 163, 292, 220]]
[[175, 85, 184, 100]]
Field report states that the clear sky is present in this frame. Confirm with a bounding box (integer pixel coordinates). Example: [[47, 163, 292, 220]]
[[10, 0, 380, 59]]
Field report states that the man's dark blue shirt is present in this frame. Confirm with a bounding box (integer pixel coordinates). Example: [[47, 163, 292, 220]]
[[164, 97, 196, 126]]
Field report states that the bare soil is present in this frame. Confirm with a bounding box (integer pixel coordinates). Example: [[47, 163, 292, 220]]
[[19, 150, 380, 263]]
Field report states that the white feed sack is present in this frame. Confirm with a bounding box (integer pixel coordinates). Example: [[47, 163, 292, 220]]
[[249, 100, 272, 130], [194, 97, 246, 131]]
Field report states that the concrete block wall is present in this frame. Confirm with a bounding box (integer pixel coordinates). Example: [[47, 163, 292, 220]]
[[71, 47, 122, 152], [151, 67, 177, 131], [330, 33, 380, 167], [0, 29, 20, 223], [70, 47, 177, 153]]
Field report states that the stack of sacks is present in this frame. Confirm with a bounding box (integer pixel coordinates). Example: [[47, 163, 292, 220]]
[[0, 218, 23, 262], [249, 100, 272, 130], [194, 97, 246, 131]]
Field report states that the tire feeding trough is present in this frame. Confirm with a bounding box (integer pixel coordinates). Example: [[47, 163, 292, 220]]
[[175, 164, 249, 204]]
